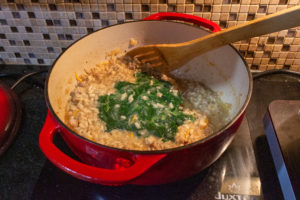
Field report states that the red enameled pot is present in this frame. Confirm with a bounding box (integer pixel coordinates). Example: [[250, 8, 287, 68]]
[[39, 13, 253, 185], [0, 83, 21, 156]]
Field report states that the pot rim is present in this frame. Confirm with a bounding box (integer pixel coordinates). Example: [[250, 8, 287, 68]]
[[44, 20, 253, 154]]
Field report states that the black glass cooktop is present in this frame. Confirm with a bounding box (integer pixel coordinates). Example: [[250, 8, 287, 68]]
[[0, 65, 299, 200]]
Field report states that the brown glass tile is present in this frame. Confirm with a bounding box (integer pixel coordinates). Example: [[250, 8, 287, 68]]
[[263, 51, 271, 58], [107, 4, 115, 11], [49, 4, 57, 11], [229, 13, 237, 20], [28, 53, 35, 58], [14, 52, 21, 58], [66, 34, 73, 40], [287, 30, 296, 37], [16, 4, 25, 10], [239, 51, 246, 57], [281, 45, 290, 51], [0, 19, 7, 25], [0, 34, 6, 39], [25, 27, 33, 32], [69, 19, 77, 26], [223, 0, 231, 4], [219, 21, 227, 28], [186, 0, 193, 3], [76, 12, 84, 19], [251, 64, 259, 70], [46, 19, 54, 26], [24, 58, 31, 64], [9, 40, 16, 45], [283, 65, 290, 69], [43, 34, 50, 40], [37, 59, 44, 64], [246, 51, 254, 58], [125, 12, 133, 19], [10, 27, 18, 32], [194, 5, 202, 12], [168, 5, 176, 12], [247, 13, 255, 21], [231, 0, 240, 3], [258, 5, 267, 13], [58, 34, 65, 40], [269, 58, 277, 64], [267, 37, 275, 44], [203, 5, 211, 12], [275, 37, 284, 44], [12, 12, 21, 18], [279, 0, 288, 4], [53, 20, 61, 26], [102, 20, 109, 26], [92, 12, 100, 19], [142, 5, 150, 12], [23, 40, 30, 46], [27, 12, 36, 18], [87, 28, 94, 34]]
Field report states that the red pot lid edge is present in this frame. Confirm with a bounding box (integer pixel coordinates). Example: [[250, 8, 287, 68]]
[[0, 82, 22, 156]]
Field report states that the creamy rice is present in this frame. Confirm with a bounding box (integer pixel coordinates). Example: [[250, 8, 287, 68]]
[[65, 53, 229, 151]]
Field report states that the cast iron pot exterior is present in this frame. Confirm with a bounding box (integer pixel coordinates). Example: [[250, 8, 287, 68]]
[[39, 13, 252, 185]]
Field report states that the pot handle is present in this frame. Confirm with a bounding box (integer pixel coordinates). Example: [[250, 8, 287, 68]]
[[39, 112, 166, 185], [143, 12, 221, 32]]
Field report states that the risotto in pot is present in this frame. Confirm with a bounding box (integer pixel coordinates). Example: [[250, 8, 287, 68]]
[[65, 51, 230, 151]]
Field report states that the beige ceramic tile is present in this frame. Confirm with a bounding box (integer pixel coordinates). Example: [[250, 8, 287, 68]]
[[248, 5, 258, 13], [237, 13, 247, 21], [292, 38, 300, 45], [221, 5, 231, 13], [211, 13, 220, 20], [248, 44, 257, 51], [239, 5, 249, 12], [267, 5, 277, 13], [176, 5, 185, 12], [202, 13, 211, 19], [294, 59, 300, 65], [240, 44, 249, 50], [254, 51, 264, 58], [227, 21, 237, 27], [220, 13, 229, 21], [260, 0, 269, 4], [185, 4, 194, 13], [212, 5, 221, 12], [231, 4, 240, 12]]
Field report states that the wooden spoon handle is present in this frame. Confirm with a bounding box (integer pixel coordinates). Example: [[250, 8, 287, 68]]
[[174, 5, 300, 63]]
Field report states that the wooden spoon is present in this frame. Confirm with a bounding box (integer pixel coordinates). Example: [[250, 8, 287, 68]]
[[126, 5, 300, 73]]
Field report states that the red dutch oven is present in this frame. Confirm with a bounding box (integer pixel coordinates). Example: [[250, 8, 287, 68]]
[[39, 13, 252, 185]]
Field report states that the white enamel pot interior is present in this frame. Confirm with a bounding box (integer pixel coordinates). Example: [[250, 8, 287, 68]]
[[47, 20, 252, 150]]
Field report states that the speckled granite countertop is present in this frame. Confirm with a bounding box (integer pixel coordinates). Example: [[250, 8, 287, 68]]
[[0, 65, 299, 200]]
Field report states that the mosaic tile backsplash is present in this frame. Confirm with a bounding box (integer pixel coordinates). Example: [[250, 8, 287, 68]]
[[0, 0, 299, 71]]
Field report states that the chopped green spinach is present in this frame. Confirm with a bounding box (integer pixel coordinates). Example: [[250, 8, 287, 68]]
[[98, 73, 193, 141]]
